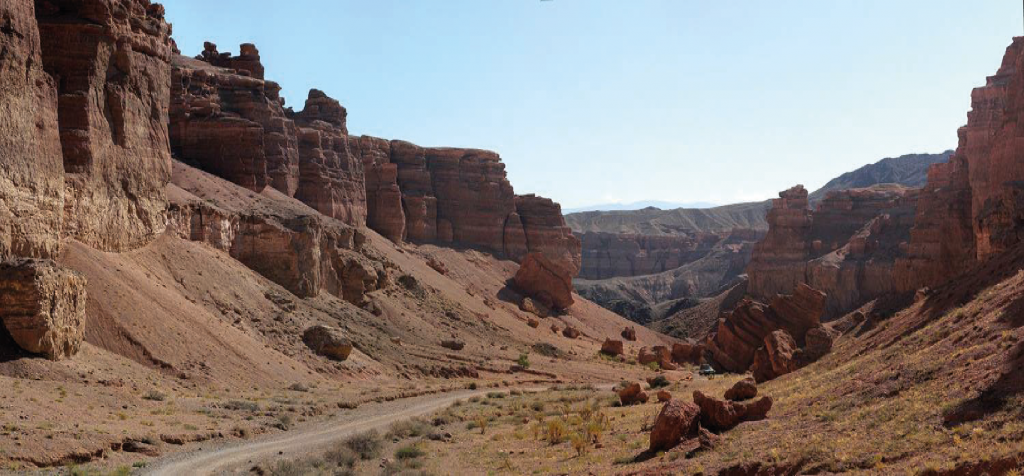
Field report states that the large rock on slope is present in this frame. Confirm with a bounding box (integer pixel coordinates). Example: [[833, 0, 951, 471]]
[[514, 253, 574, 310], [706, 284, 829, 375], [618, 382, 649, 406], [750, 330, 800, 383], [36, 0, 174, 252], [0, 260, 87, 360], [649, 400, 700, 452], [693, 390, 773, 432], [302, 325, 353, 361], [0, 0, 65, 261]]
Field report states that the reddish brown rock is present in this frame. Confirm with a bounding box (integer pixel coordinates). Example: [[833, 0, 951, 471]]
[[748, 185, 918, 317], [0, 260, 87, 360], [0, 0, 64, 261], [657, 390, 673, 403], [527, 318, 540, 328], [36, 0, 174, 252], [639, 346, 676, 370], [622, 326, 638, 341], [292, 90, 367, 226], [706, 284, 826, 374], [649, 399, 700, 452], [672, 340, 703, 365], [579, 231, 724, 280], [302, 325, 353, 361], [441, 340, 465, 351], [601, 339, 624, 356], [167, 162, 382, 304], [724, 377, 758, 402], [513, 253, 574, 310], [351, 136, 405, 241], [751, 330, 799, 383], [562, 326, 581, 339], [693, 390, 773, 432], [514, 195, 582, 276], [618, 382, 649, 406]]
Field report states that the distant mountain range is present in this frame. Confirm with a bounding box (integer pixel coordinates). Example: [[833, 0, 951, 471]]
[[562, 200, 719, 214], [808, 151, 953, 203]]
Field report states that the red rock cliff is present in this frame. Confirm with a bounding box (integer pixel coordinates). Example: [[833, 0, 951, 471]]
[[35, 0, 174, 252], [748, 185, 918, 317], [895, 38, 1024, 290]]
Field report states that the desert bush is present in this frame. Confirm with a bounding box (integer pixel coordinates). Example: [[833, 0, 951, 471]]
[[324, 444, 357, 468], [517, 353, 531, 369], [288, 383, 309, 393], [571, 432, 589, 457], [143, 390, 167, 402], [345, 430, 383, 460], [486, 392, 506, 399], [546, 419, 567, 445], [648, 376, 670, 388], [224, 400, 260, 412], [474, 416, 489, 434], [275, 414, 293, 431], [387, 418, 431, 439], [395, 445, 425, 460]]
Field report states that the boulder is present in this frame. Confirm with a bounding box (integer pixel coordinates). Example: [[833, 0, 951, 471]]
[[622, 326, 638, 341], [618, 382, 649, 406], [302, 325, 353, 361], [639, 346, 676, 370], [693, 390, 773, 431], [0, 260, 87, 360], [601, 339, 624, 356], [513, 253, 574, 310], [519, 297, 548, 318], [724, 377, 758, 401], [672, 340, 703, 364], [803, 326, 836, 362], [649, 400, 700, 452], [751, 330, 799, 383], [657, 390, 672, 402], [441, 340, 466, 351], [562, 327, 581, 339], [527, 318, 540, 328]]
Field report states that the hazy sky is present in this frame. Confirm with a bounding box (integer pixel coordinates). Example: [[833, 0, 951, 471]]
[[165, 1, 1022, 208]]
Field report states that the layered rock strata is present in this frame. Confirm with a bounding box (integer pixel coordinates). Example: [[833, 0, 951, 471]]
[[747, 185, 918, 317], [0, 259, 87, 360]]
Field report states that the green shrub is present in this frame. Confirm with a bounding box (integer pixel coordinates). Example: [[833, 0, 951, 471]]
[[517, 353, 531, 369], [395, 445, 425, 460], [344, 430, 383, 460]]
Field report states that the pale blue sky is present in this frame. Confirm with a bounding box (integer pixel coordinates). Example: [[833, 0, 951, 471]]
[[164, 1, 1022, 208]]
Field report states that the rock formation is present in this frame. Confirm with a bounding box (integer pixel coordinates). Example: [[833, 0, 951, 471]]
[[724, 377, 758, 402], [747, 185, 918, 317], [0, 259, 87, 360], [601, 339, 624, 356], [706, 284, 834, 379], [649, 400, 701, 452], [693, 390, 773, 432], [36, 0, 174, 252], [618, 382, 649, 406], [578, 231, 724, 280], [302, 325, 353, 361], [0, 0, 64, 261], [513, 253, 575, 310]]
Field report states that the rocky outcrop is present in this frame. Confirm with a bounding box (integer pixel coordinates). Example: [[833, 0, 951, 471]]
[[639, 346, 677, 370], [302, 325, 353, 361], [724, 377, 758, 402], [750, 330, 799, 383], [33, 0, 174, 252], [601, 339, 624, 356], [166, 161, 383, 304], [0, 259, 87, 360], [514, 195, 582, 276], [351, 136, 404, 242], [292, 90, 366, 226], [693, 390, 773, 432], [513, 253, 574, 310], [171, 47, 367, 227], [671, 340, 703, 365], [649, 400, 700, 452], [618, 382, 649, 406], [747, 185, 918, 317], [706, 284, 833, 378], [0, 0, 65, 261]]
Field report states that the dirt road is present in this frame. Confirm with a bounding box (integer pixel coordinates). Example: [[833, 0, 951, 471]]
[[144, 388, 496, 476]]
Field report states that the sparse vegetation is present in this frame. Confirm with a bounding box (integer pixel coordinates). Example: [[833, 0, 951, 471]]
[[344, 430, 383, 460]]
